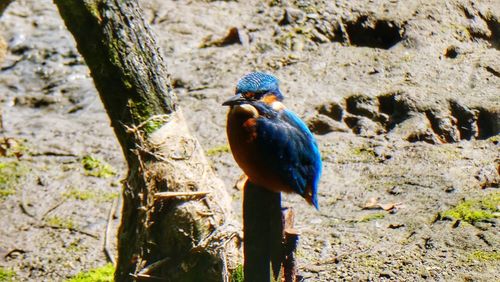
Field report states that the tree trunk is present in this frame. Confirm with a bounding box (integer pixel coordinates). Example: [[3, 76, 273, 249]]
[[0, 0, 13, 17], [53, 1, 241, 281]]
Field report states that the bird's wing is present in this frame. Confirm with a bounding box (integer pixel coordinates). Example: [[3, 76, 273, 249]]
[[256, 109, 322, 206]]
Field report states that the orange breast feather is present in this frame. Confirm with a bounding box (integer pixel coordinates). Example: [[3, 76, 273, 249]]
[[226, 107, 291, 193]]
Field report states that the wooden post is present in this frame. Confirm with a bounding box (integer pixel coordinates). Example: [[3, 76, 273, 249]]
[[243, 181, 282, 282]]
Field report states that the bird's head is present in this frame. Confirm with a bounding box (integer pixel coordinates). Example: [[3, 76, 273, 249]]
[[222, 72, 284, 107]]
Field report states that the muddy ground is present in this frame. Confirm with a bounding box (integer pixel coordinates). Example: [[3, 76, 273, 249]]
[[0, 0, 499, 281]]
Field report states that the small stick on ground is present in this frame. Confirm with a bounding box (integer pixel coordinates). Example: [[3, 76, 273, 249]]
[[20, 190, 36, 218], [37, 224, 99, 239], [3, 249, 26, 259], [154, 191, 209, 199], [40, 199, 66, 220], [104, 198, 118, 265]]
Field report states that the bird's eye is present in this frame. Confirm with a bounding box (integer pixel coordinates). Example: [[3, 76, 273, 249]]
[[243, 92, 255, 100]]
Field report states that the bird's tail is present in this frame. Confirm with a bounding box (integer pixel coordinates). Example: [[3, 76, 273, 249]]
[[304, 186, 319, 210]]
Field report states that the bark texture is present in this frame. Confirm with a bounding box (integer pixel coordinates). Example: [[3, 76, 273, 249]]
[[53, 1, 240, 281], [0, 0, 13, 17]]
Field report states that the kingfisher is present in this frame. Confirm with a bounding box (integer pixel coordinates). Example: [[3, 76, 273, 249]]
[[222, 72, 322, 209]]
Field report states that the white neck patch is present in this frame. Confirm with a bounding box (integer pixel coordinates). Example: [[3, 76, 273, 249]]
[[271, 101, 286, 111], [232, 104, 259, 118]]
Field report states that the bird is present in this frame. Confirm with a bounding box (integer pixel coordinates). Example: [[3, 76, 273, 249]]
[[222, 72, 322, 209]]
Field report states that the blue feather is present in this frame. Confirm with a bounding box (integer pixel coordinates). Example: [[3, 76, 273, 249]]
[[253, 105, 322, 209], [236, 72, 283, 100]]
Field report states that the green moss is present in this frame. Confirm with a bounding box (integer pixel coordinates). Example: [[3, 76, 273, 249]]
[[0, 267, 15, 282], [128, 99, 150, 123], [81, 155, 116, 178], [275, 31, 297, 49], [46, 216, 76, 229], [122, 77, 133, 90], [442, 192, 499, 224], [359, 212, 385, 222], [335, 146, 377, 164], [352, 147, 375, 157], [358, 257, 383, 268], [298, 4, 319, 14], [66, 263, 114, 282], [127, 99, 167, 135], [102, 191, 119, 201], [432, 144, 461, 161], [0, 189, 15, 198], [63, 188, 96, 201], [206, 145, 230, 156], [86, 2, 101, 21], [488, 135, 500, 143], [66, 240, 85, 253], [144, 119, 165, 135], [107, 38, 133, 88], [63, 188, 118, 202], [230, 264, 244, 282], [0, 161, 27, 199], [0, 137, 28, 157], [469, 250, 500, 262]]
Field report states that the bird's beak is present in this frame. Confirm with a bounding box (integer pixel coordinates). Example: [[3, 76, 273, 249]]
[[222, 93, 246, 106]]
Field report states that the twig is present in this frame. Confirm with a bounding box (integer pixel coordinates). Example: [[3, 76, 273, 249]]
[[132, 273, 165, 281], [3, 249, 26, 259], [37, 224, 99, 239], [40, 199, 66, 220], [1, 58, 21, 71], [154, 191, 209, 199], [190, 224, 239, 253], [324, 246, 374, 264], [104, 198, 118, 265], [124, 114, 170, 134], [28, 151, 78, 157], [137, 257, 170, 275], [196, 210, 215, 216], [221, 250, 229, 282], [20, 190, 36, 218]]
